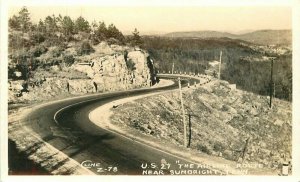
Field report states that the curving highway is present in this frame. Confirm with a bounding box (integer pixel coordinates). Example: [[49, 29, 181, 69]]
[[16, 74, 216, 175]]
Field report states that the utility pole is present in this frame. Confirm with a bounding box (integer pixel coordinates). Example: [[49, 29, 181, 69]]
[[273, 82, 276, 98], [172, 62, 175, 74], [218, 51, 222, 80], [187, 113, 192, 148], [178, 77, 187, 147], [269, 58, 274, 108]]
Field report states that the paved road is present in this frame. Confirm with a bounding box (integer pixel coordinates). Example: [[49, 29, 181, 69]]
[[20, 75, 215, 175]]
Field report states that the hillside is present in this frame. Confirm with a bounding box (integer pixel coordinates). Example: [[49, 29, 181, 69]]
[[110, 79, 292, 175], [164, 29, 291, 45], [8, 37, 157, 105], [8, 7, 156, 106]]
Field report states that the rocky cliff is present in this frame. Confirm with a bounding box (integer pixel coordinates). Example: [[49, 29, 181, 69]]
[[73, 50, 155, 92], [8, 42, 157, 104]]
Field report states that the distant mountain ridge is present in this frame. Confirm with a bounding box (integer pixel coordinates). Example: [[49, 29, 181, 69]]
[[164, 29, 292, 45], [165, 30, 236, 38], [237, 29, 291, 45]]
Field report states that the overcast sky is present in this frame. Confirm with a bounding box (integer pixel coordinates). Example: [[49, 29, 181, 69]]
[[9, 6, 291, 34]]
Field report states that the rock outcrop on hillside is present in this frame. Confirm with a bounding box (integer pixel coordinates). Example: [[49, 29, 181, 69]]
[[8, 42, 157, 104], [73, 50, 155, 91]]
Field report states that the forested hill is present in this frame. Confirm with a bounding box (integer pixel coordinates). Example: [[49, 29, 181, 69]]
[[164, 29, 292, 45], [141, 36, 292, 101]]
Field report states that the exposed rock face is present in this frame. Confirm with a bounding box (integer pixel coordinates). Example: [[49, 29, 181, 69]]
[[73, 50, 156, 92], [8, 42, 157, 104]]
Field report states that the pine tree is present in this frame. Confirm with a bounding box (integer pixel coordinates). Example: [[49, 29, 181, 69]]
[[37, 19, 46, 32], [90, 20, 98, 33], [61, 16, 74, 36], [9, 6, 32, 32], [107, 24, 124, 42], [56, 14, 63, 32], [8, 15, 20, 30], [74, 16, 90, 33], [18, 6, 32, 32], [44, 15, 58, 35], [131, 28, 143, 47], [95, 21, 108, 40]]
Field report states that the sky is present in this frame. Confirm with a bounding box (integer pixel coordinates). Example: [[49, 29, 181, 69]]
[[9, 6, 292, 34]]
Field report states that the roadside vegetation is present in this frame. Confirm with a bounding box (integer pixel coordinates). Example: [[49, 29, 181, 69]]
[[111, 80, 292, 173]]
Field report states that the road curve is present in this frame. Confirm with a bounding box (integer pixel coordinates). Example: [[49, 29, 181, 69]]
[[16, 74, 215, 175]]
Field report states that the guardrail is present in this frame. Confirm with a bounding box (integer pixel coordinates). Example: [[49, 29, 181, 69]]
[[156, 73, 212, 88]]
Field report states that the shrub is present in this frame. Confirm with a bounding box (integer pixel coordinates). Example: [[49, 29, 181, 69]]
[[50, 46, 65, 57], [11, 49, 29, 64], [8, 33, 31, 51], [44, 35, 67, 47], [8, 66, 16, 79], [197, 144, 212, 155], [73, 32, 90, 41], [124, 50, 128, 61], [90, 35, 100, 45], [12, 58, 39, 80], [30, 45, 48, 57], [29, 31, 45, 44], [107, 38, 120, 45], [63, 55, 75, 67], [76, 40, 94, 55], [213, 141, 226, 152]]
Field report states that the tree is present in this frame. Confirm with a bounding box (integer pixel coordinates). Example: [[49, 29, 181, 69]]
[[18, 7, 32, 32], [95, 21, 108, 40], [74, 16, 90, 33], [61, 16, 74, 36], [131, 28, 143, 47], [56, 14, 63, 31], [29, 25, 46, 44], [8, 15, 20, 30], [107, 23, 124, 42], [90, 21, 99, 44], [37, 19, 46, 32], [44, 15, 58, 34], [8, 7, 32, 32], [90, 20, 98, 33]]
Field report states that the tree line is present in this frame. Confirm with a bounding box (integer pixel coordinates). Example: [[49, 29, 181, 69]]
[[9, 7, 143, 48]]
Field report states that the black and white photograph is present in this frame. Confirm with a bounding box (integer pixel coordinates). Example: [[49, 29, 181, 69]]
[[1, 0, 300, 181]]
